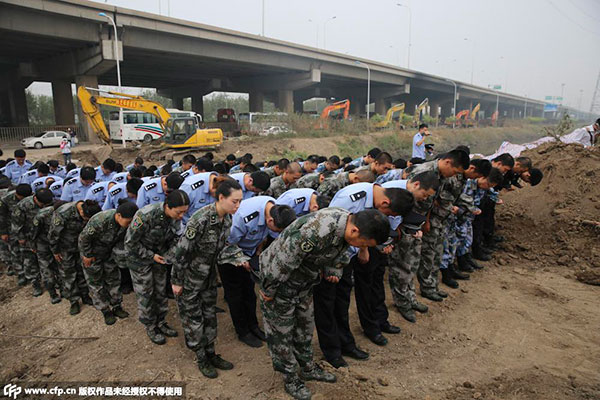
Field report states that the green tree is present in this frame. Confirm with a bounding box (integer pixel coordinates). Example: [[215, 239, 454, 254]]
[[26, 90, 55, 125]]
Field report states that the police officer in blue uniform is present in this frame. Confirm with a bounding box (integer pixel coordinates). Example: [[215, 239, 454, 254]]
[[218, 196, 296, 348], [60, 166, 96, 202], [4, 149, 32, 184], [31, 175, 59, 192], [84, 181, 116, 208], [102, 178, 144, 211], [49, 179, 64, 200], [229, 171, 271, 200], [65, 167, 81, 182], [179, 171, 218, 224], [136, 172, 184, 209], [48, 160, 67, 178], [275, 188, 329, 217], [95, 159, 117, 182]]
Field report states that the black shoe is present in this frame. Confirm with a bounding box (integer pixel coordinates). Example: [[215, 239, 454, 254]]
[[32, 281, 43, 297], [466, 253, 484, 270], [6, 268, 15, 276], [441, 268, 459, 289], [473, 247, 491, 261], [158, 322, 178, 337], [250, 326, 267, 341], [412, 301, 429, 313], [422, 292, 443, 302], [457, 255, 474, 272], [215, 306, 226, 314], [208, 353, 234, 370], [239, 332, 263, 348], [102, 309, 116, 325], [147, 327, 166, 345], [112, 306, 129, 319], [197, 357, 218, 379], [81, 294, 93, 305], [342, 347, 370, 360], [493, 234, 505, 243], [326, 356, 348, 368], [49, 289, 61, 304], [451, 266, 470, 280], [368, 333, 388, 346], [121, 285, 133, 295], [397, 307, 416, 323], [437, 289, 448, 298], [381, 322, 401, 334], [69, 301, 81, 315], [17, 276, 28, 287]]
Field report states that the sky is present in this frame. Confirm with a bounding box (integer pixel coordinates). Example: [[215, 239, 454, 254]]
[[30, 0, 600, 111]]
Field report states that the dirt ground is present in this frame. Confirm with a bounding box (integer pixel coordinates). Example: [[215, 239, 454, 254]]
[[1, 133, 599, 400]]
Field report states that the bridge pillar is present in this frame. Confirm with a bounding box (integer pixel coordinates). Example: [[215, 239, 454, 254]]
[[293, 95, 304, 114], [374, 98, 387, 116], [172, 97, 184, 110], [6, 85, 29, 127], [191, 94, 204, 118], [276, 90, 294, 113], [52, 80, 75, 126], [75, 75, 100, 143], [249, 91, 264, 112], [350, 97, 365, 116]]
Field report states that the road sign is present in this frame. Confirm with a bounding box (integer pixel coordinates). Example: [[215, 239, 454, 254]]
[[544, 104, 558, 112], [557, 97, 563, 101], [493, 85, 502, 90], [545, 96, 553, 100]]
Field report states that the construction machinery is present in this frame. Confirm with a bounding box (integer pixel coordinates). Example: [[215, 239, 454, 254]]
[[77, 86, 223, 149], [317, 99, 350, 129], [413, 98, 429, 125], [462, 103, 481, 127], [374, 103, 405, 129]]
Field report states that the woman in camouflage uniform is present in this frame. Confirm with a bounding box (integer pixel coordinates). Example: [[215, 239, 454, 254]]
[[171, 179, 248, 379], [124, 189, 189, 345]]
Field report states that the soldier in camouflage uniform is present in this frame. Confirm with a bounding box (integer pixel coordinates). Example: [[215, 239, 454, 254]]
[[0, 184, 32, 285], [316, 169, 375, 199], [32, 201, 65, 304], [78, 202, 138, 325], [170, 180, 248, 378], [259, 208, 391, 400], [292, 172, 327, 191], [406, 149, 468, 302], [124, 190, 189, 345], [49, 200, 101, 315], [264, 162, 302, 199], [0, 184, 12, 275], [12, 188, 54, 296]]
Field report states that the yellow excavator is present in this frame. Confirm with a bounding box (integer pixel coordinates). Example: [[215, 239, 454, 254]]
[[373, 103, 405, 129], [77, 86, 223, 149], [413, 98, 429, 125]]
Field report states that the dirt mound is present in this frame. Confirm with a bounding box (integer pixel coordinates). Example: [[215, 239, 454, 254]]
[[495, 142, 600, 285]]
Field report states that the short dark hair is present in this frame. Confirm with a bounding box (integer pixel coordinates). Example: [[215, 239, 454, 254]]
[[195, 157, 213, 172], [16, 183, 32, 197], [367, 148, 382, 158], [160, 164, 173, 175], [243, 164, 258, 172], [394, 158, 407, 169], [470, 159, 492, 177], [14, 149, 26, 158], [341, 156, 353, 165], [409, 157, 425, 165], [383, 187, 415, 217], [269, 204, 297, 230], [213, 163, 227, 174], [126, 178, 144, 195], [215, 178, 242, 199], [117, 201, 138, 218], [529, 168, 543, 186], [129, 167, 143, 179], [35, 188, 54, 205], [81, 200, 102, 218], [418, 123, 428, 130], [165, 172, 184, 190], [66, 162, 77, 172], [315, 194, 331, 209], [182, 154, 197, 165], [135, 157, 144, 165], [47, 160, 59, 168], [80, 166, 96, 181], [250, 171, 270, 192], [442, 150, 470, 170], [351, 209, 390, 244], [410, 171, 440, 191], [102, 158, 116, 172], [277, 158, 290, 170], [375, 152, 393, 164], [487, 168, 504, 185], [165, 189, 190, 208], [203, 152, 214, 160], [515, 156, 532, 170], [493, 153, 515, 168], [306, 155, 319, 164], [243, 153, 253, 160], [226, 154, 236, 162], [328, 155, 341, 167], [37, 163, 50, 175], [114, 163, 124, 173], [240, 155, 252, 165]]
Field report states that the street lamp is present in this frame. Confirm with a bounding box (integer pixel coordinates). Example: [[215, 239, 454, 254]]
[[355, 60, 371, 131], [445, 78, 457, 129], [308, 19, 319, 48], [99, 12, 125, 148], [261, 0, 265, 36], [323, 16, 336, 50], [396, 3, 412, 69]]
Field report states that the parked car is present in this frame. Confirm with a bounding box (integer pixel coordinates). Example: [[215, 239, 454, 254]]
[[21, 131, 77, 149]]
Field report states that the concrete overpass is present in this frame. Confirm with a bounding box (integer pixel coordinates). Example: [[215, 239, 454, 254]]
[[0, 0, 545, 131]]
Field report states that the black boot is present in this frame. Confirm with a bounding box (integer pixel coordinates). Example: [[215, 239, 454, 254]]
[[441, 268, 459, 289], [32, 280, 43, 297], [473, 246, 491, 261], [456, 255, 474, 273], [451, 264, 470, 280], [465, 253, 484, 270], [48, 288, 61, 304]]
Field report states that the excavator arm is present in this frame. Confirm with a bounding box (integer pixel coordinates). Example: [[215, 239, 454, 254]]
[[413, 98, 429, 123], [77, 86, 172, 145], [320, 99, 350, 120], [374, 103, 405, 128], [470, 103, 481, 120]]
